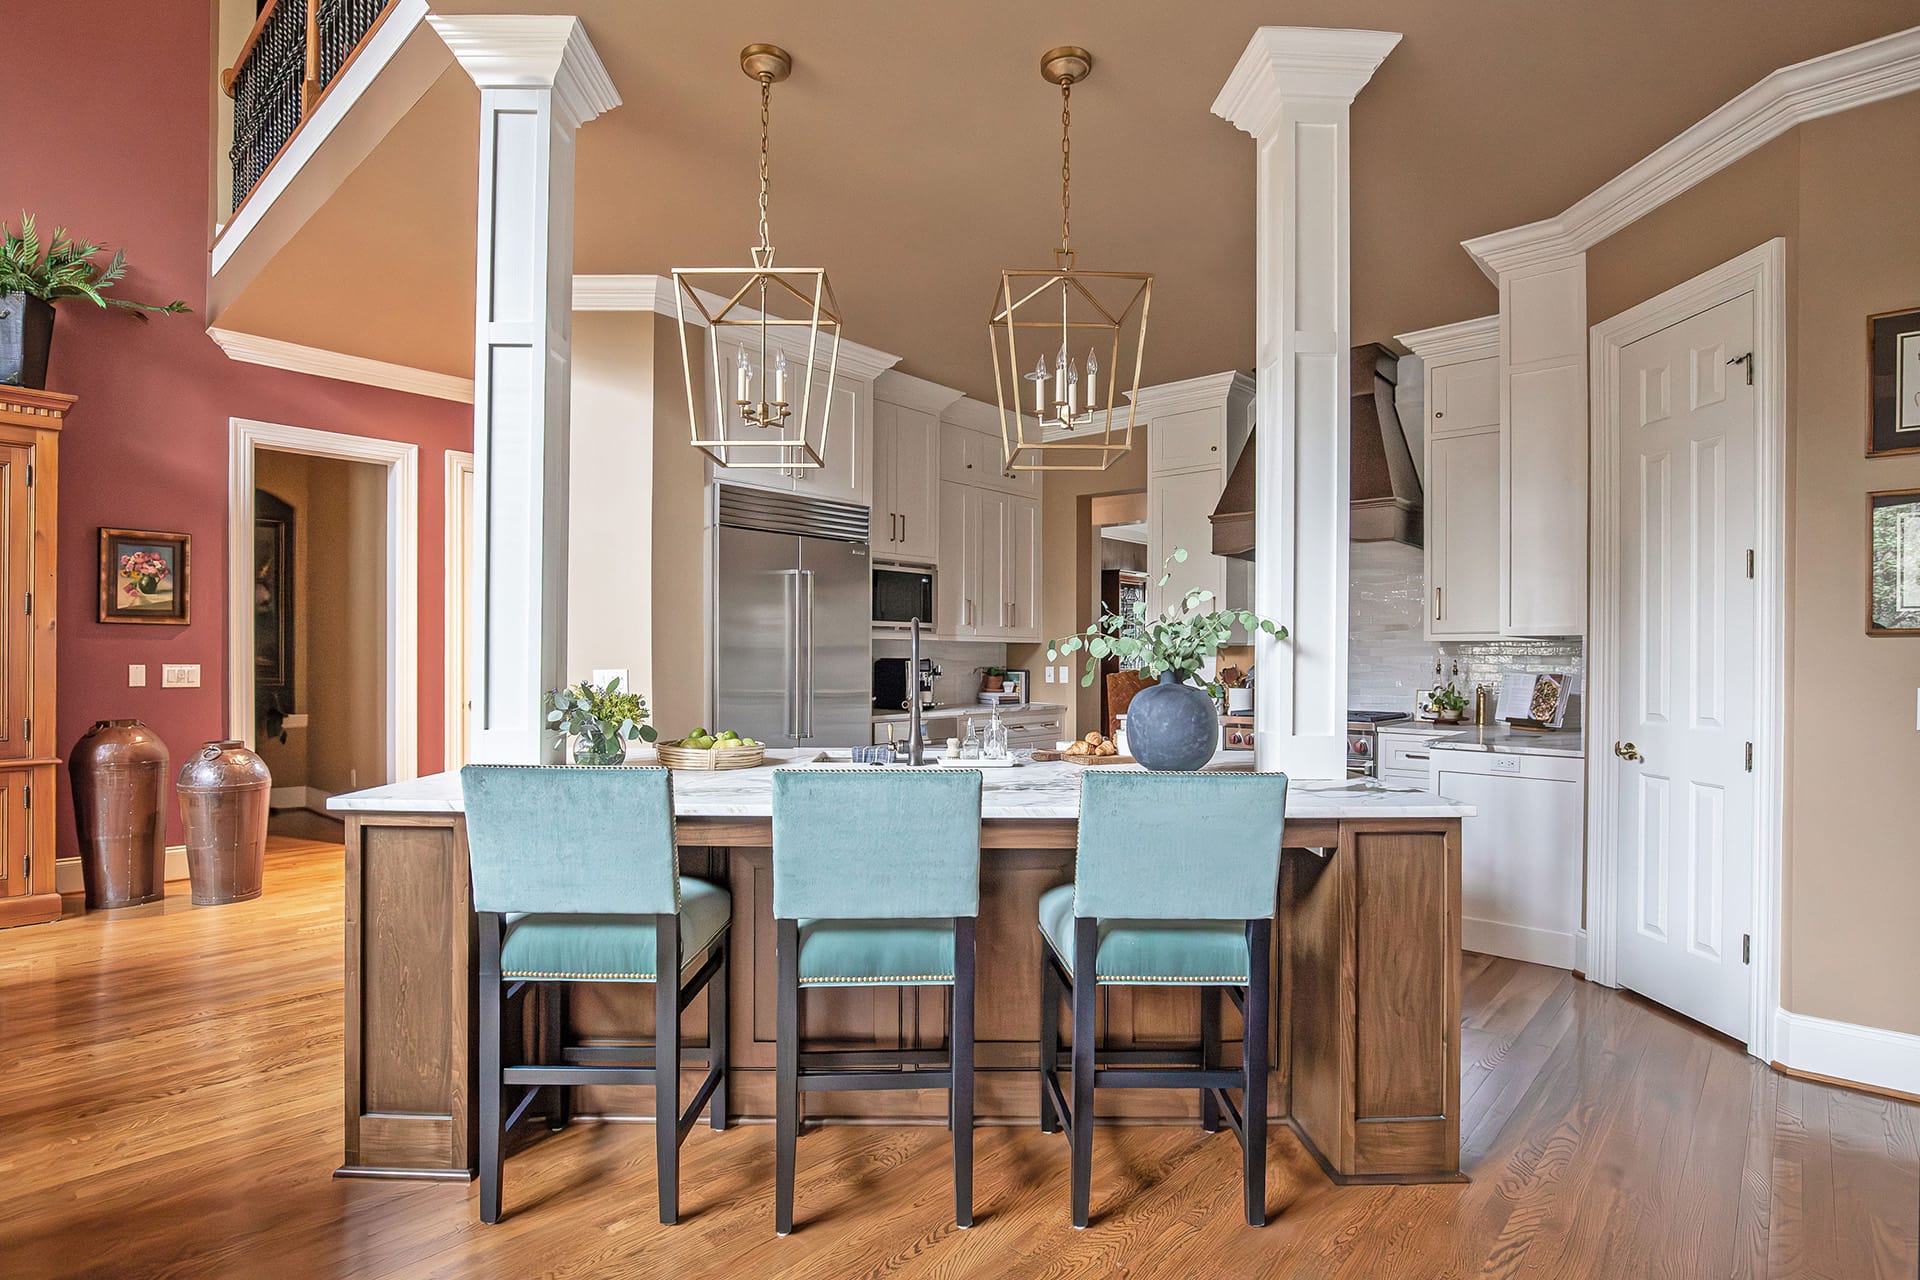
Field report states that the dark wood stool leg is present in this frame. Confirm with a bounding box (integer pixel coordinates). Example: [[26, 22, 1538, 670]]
[[1038, 946, 1061, 1134], [709, 935, 729, 1131], [546, 981, 571, 1131], [1242, 918, 1272, 1227], [655, 912, 681, 1226], [1199, 985, 1222, 1134], [953, 917, 976, 1228], [477, 914, 505, 1224], [1070, 918, 1098, 1229], [775, 918, 799, 1236]]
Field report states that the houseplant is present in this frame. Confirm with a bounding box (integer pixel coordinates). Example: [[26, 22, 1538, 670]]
[[544, 677, 658, 766], [1048, 548, 1288, 770], [1, 214, 189, 388], [1427, 683, 1468, 724]]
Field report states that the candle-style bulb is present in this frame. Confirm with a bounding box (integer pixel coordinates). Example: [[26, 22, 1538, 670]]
[[1026, 353, 1049, 413], [1066, 357, 1079, 417], [1085, 349, 1099, 411], [735, 347, 753, 406], [773, 350, 789, 407]]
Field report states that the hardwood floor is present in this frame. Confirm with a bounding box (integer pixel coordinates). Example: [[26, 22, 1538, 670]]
[[2, 842, 1915, 1279]]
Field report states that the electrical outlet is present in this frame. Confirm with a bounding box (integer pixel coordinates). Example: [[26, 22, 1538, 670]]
[[161, 663, 200, 688], [1490, 754, 1521, 774], [128, 664, 146, 688]]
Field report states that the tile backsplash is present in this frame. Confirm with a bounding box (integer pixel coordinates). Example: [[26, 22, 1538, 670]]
[[1348, 541, 1583, 716], [871, 637, 1011, 708]]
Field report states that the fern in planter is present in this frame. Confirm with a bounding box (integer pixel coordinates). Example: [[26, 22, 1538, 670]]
[[1, 214, 189, 315]]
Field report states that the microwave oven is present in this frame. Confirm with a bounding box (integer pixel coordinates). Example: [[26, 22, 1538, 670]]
[[872, 563, 935, 629]]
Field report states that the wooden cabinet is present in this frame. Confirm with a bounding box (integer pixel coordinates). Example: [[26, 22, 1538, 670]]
[[871, 399, 939, 563], [0, 389, 64, 930]]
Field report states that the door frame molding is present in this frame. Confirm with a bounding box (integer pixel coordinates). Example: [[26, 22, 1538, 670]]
[[227, 417, 420, 784], [443, 450, 474, 770], [1585, 237, 1787, 1060]]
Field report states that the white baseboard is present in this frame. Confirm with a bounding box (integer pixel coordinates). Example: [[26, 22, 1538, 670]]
[[1774, 1008, 1920, 1099], [55, 846, 190, 895], [268, 785, 338, 814], [1463, 916, 1577, 970]]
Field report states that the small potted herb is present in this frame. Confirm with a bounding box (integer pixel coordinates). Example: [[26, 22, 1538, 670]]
[[1428, 683, 1469, 724], [982, 666, 1006, 692], [1, 214, 189, 388], [1049, 548, 1289, 771], [544, 677, 657, 766]]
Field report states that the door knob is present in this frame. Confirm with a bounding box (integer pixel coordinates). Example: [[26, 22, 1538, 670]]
[[1613, 741, 1644, 763]]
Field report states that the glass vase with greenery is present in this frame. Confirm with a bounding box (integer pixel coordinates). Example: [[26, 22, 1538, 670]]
[[1047, 548, 1288, 695], [544, 677, 657, 766]]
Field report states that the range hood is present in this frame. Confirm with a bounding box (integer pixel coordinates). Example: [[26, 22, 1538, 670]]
[[1208, 344, 1422, 559]]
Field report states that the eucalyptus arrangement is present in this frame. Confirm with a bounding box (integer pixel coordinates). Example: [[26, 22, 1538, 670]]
[[544, 677, 657, 766], [2, 213, 189, 388], [1048, 548, 1288, 771], [1047, 548, 1288, 695]]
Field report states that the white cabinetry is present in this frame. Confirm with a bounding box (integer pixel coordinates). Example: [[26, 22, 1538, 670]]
[[1377, 724, 1456, 786], [935, 399, 1043, 642], [1425, 350, 1502, 639], [706, 329, 874, 507], [1139, 373, 1253, 622], [871, 398, 940, 563]]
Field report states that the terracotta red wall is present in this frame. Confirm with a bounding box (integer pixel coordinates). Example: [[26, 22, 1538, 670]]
[[0, 1, 470, 850]]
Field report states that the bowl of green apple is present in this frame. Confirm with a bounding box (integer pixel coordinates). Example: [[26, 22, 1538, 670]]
[[656, 727, 766, 771]]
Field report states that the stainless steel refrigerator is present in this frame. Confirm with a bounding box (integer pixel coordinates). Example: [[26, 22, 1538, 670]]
[[713, 485, 872, 749]]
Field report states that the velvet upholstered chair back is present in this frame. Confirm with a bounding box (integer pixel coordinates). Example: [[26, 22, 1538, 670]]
[[771, 768, 983, 920], [461, 765, 680, 916], [1072, 771, 1288, 920]]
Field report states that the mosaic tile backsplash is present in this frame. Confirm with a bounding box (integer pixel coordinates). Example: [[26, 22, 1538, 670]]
[[1348, 540, 1583, 717]]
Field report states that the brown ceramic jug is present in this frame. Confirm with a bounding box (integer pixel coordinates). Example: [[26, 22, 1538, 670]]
[[69, 720, 171, 909], [177, 740, 272, 906]]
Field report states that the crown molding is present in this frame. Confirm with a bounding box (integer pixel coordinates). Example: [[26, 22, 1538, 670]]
[[1395, 315, 1500, 363], [429, 14, 621, 127], [1212, 27, 1402, 137], [208, 327, 474, 403], [572, 274, 674, 314], [942, 396, 1005, 434], [1463, 24, 1920, 280], [873, 370, 968, 416], [1129, 370, 1256, 421]]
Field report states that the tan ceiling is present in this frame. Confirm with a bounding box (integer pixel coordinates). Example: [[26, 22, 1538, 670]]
[[216, 0, 1920, 399]]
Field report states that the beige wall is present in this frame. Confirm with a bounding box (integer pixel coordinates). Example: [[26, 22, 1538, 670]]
[[1587, 91, 1920, 1037], [253, 450, 389, 797], [1009, 432, 1151, 734]]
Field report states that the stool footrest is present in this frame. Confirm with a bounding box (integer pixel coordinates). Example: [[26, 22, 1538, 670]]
[[800, 1048, 949, 1069], [1096, 1066, 1243, 1090], [800, 1070, 954, 1093], [505, 1065, 655, 1087]]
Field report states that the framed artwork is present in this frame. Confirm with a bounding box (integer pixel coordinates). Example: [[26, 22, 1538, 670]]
[[1868, 306, 1920, 458], [98, 528, 190, 625], [1868, 489, 1920, 636], [254, 490, 294, 689], [1004, 668, 1029, 704]]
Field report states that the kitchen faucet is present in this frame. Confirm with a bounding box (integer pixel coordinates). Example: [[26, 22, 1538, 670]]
[[904, 617, 927, 765]]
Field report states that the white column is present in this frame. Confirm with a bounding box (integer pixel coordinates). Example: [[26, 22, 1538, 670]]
[[1214, 27, 1399, 779], [431, 16, 620, 763]]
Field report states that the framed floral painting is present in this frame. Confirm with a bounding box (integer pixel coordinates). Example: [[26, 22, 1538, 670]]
[[99, 528, 190, 625]]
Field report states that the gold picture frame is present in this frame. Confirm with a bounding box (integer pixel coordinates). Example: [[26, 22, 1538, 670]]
[[99, 527, 191, 626]]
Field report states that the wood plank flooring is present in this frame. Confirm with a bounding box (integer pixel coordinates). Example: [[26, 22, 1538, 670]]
[[1, 842, 1914, 1279]]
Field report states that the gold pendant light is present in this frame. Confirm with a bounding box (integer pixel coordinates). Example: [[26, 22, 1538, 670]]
[[675, 44, 843, 470], [989, 46, 1151, 473]]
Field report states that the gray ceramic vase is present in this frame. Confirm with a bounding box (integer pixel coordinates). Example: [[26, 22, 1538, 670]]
[[1124, 672, 1218, 771]]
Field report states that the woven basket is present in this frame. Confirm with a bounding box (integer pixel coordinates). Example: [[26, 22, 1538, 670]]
[[655, 742, 766, 771]]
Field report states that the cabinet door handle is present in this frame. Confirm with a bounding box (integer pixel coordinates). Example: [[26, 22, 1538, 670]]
[[1433, 587, 1443, 621], [1406, 752, 1430, 761], [901, 513, 908, 543]]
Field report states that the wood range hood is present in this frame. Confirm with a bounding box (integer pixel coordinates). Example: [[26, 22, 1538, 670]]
[[1209, 344, 1423, 560]]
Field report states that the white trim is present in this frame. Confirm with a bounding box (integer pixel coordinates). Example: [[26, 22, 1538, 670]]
[[572, 274, 674, 314], [873, 370, 968, 417], [1211, 26, 1405, 131], [56, 847, 190, 894], [1127, 370, 1256, 423], [210, 0, 448, 313], [427, 14, 621, 128], [207, 327, 473, 403], [1585, 238, 1787, 1062], [1774, 1010, 1920, 1099], [1464, 26, 1920, 279], [443, 450, 474, 771], [229, 418, 421, 785], [1396, 314, 1500, 362], [1463, 917, 1577, 971], [940, 396, 1005, 435]]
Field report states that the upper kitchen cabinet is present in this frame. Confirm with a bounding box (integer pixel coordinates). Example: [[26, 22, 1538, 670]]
[[1137, 372, 1253, 620], [871, 372, 961, 564], [935, 396, 1044, 642], [1401, 314, 1581, 641], [704, 328, 901, 508], [940, 398, 1040, 497]]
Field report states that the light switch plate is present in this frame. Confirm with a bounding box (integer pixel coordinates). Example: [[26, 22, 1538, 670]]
[[1043, 666, 1056, 684], [128, 664, 146, 688], [161, 663, 201, 688], [591, 668, 629, 691], [283, 713, 310, 729]]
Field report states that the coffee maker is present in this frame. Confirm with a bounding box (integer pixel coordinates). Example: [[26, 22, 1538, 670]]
[[872, 656, 940, 712]]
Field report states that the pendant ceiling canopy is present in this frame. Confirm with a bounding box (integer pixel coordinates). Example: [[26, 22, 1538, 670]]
[[675, 44, 843, 471], [988, 46, 1152, 473]]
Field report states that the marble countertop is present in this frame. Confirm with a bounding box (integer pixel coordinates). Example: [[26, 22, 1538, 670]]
[[1428, 724, 1586, 758], [871, 702, 1068, 723], [330, 751, 1474, 821]]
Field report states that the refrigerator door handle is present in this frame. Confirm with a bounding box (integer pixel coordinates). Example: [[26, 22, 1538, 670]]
[[781, 569, 803, 740], [797, 569, 816, 739]]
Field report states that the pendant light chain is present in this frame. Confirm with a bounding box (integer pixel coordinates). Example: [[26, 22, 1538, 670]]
[[1059, 77, 1073, 255], [757, 74, 773, 252]]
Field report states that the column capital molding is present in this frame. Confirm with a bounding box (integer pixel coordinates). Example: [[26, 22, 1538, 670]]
[[1211, 27, 1401, 137], [429, 14, 621, 127]]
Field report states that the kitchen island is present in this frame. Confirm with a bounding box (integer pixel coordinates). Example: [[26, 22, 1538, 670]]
[[331, 755, 1470, 1186]]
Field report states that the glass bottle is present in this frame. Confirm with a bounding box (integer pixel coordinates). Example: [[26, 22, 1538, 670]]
[[960, 719, 981, 760], [984, 707, 1009, 761]]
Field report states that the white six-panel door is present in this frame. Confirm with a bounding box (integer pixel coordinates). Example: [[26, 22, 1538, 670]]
[[1612, 292, 1758, 1041]]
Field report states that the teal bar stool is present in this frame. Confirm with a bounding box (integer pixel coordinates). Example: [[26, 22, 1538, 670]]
[[770, 767, 982, 1236], [462, 765, 730, 1226], [1037, 769, 1288, 1228]]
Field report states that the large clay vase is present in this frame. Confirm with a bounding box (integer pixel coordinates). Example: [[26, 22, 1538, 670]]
[[69, 720, 171, 909], [1123, 672, 1219, 771], [177, 741, 272, 906]]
